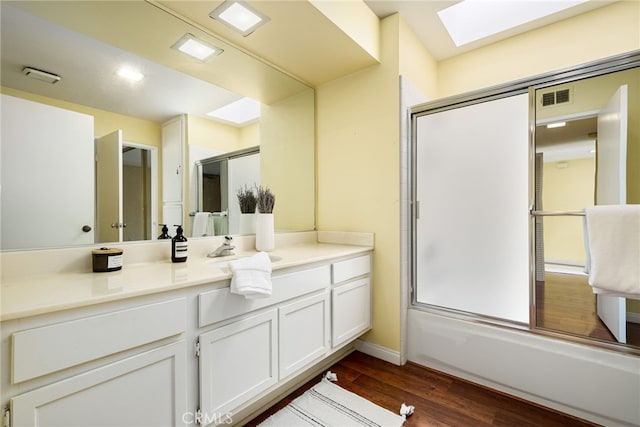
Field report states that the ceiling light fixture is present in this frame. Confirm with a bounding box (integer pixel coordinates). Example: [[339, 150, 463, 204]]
[[116, 66, 144, 82], [171, 33, 223, 62], [438, 0, 589, 47], [547, 121, 566, 129], [22, 66, 61, 84], [209, 1, 270, 36], [207, 97, 260, 125]]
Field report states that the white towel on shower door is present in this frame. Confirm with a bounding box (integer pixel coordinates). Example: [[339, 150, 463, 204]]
[[584, 204, 640, 296], [192, 212, 210, 237]]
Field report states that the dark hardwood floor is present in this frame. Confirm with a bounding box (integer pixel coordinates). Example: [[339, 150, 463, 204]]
[[536, 272, 640, 347], [245, 351, 599, 427]]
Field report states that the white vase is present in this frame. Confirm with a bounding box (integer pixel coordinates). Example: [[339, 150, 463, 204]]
[[239, 213, 256, 235], [255, 213, 275, 252]]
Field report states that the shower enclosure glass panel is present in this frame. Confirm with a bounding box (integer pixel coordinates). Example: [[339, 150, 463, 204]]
[[413, 94, 530, 323]]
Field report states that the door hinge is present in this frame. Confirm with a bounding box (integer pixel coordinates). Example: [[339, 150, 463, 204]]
[[3, 408, 10, 427], [195, 408, 203, 425], [194, 340, 201, 357]]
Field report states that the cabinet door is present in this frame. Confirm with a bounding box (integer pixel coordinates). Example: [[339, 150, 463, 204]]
[[10, 341, 187, 427], [199, 309, 278, 419], [332, 277, 371, 348], [279, 291, 330, 380], [162, 116, 185, 204]]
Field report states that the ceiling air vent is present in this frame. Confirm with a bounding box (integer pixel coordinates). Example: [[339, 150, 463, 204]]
[[22, 66, 61, 84], [540, 88, 571, 107]]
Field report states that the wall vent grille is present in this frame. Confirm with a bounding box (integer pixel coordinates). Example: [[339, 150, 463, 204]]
[[541, 88, 571, 107]]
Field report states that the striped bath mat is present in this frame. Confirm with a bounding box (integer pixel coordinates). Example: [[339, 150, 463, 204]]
[[258, 376, 407, 427]]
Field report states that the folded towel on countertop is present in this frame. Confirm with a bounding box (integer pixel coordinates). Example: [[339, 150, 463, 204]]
[[584, 204, 640, 297], [229, 252, 272, 299]]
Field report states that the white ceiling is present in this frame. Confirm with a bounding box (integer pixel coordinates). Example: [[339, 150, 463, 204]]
[[0, 2, 242, 124], [0, 1, 617, 126]]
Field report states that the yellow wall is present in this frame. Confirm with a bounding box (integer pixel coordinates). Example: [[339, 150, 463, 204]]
[[542, 158, 595, 264], [398, 17, 438, 100], [187, 115, 254, 153], [240, 122, 260, 148], [0, 87, 161, 146], [317, 2, 640, 352], [317, 14, 434, 351], [261, 89, 315, 231]]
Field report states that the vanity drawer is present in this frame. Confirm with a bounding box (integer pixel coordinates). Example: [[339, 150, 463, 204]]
[[331, 254, 371, 284], [199, 265, 330, 328], [11, 298, 187, 384]]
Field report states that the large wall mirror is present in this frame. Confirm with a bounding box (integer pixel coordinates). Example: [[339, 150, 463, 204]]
[[0, 1, 315, 251], [533, 63, 640, 351]]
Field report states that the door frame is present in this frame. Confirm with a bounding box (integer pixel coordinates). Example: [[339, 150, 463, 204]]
[[123, 141, 158, 241]]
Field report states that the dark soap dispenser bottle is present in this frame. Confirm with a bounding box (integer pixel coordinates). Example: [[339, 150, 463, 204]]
[[171, 225, 188, 263], [158, 224, 171, 240]]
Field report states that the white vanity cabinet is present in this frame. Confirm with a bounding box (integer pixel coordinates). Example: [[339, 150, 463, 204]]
[[5, 298, 188, 427], [331, 254, 372, 348], [198, 309, 279, 419], [197, 265, 332, 422], [278, 291, 331, 380], [11, 342, 186, 427], [1, 247, 373, 427]]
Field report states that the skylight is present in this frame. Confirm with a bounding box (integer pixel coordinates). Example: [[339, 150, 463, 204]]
[[438, 0, 589, 46], [207, 97, 260, 126]]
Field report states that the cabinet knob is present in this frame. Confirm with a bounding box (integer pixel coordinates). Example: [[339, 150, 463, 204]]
[[82, 225, 92, 232]]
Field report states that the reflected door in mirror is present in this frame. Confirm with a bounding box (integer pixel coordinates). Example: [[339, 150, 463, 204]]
[[1, 94, 95, 250]]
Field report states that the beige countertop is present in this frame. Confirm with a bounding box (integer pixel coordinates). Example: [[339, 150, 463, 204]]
[[1, 233, 373, 321]]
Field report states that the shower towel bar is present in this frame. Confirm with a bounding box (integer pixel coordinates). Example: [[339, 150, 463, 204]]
[[189, 211, 228, 217], [530, 210, 585, 217]]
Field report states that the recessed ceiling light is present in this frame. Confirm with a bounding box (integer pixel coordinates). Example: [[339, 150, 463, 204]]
[[438, 0, 589, 47], [547, 121, 566, 129], [171, 33, 223, 62], [209, 1, 270, 36], [207, 97, 260, 126], [116, 66, 144, 82]]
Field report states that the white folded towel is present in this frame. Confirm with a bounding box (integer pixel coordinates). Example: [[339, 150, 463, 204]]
[[192, 212, 210, 237], [229, 252, 272, 299], [584, 205, 640, 296]]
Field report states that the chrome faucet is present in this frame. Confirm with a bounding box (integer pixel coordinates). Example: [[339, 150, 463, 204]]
[[208, 236, 235, 258]]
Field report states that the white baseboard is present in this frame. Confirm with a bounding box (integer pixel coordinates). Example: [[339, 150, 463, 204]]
[[354, 339, 402, 365], [627, 311, 640, 324]]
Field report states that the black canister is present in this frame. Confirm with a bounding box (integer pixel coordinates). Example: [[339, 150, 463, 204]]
[[92, 247, 123, 272]]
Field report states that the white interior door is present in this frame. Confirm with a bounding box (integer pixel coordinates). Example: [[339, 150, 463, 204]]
[[96, 130, 123, 243], [595, 84, 628, 343], [0, 94, 95, 249]]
